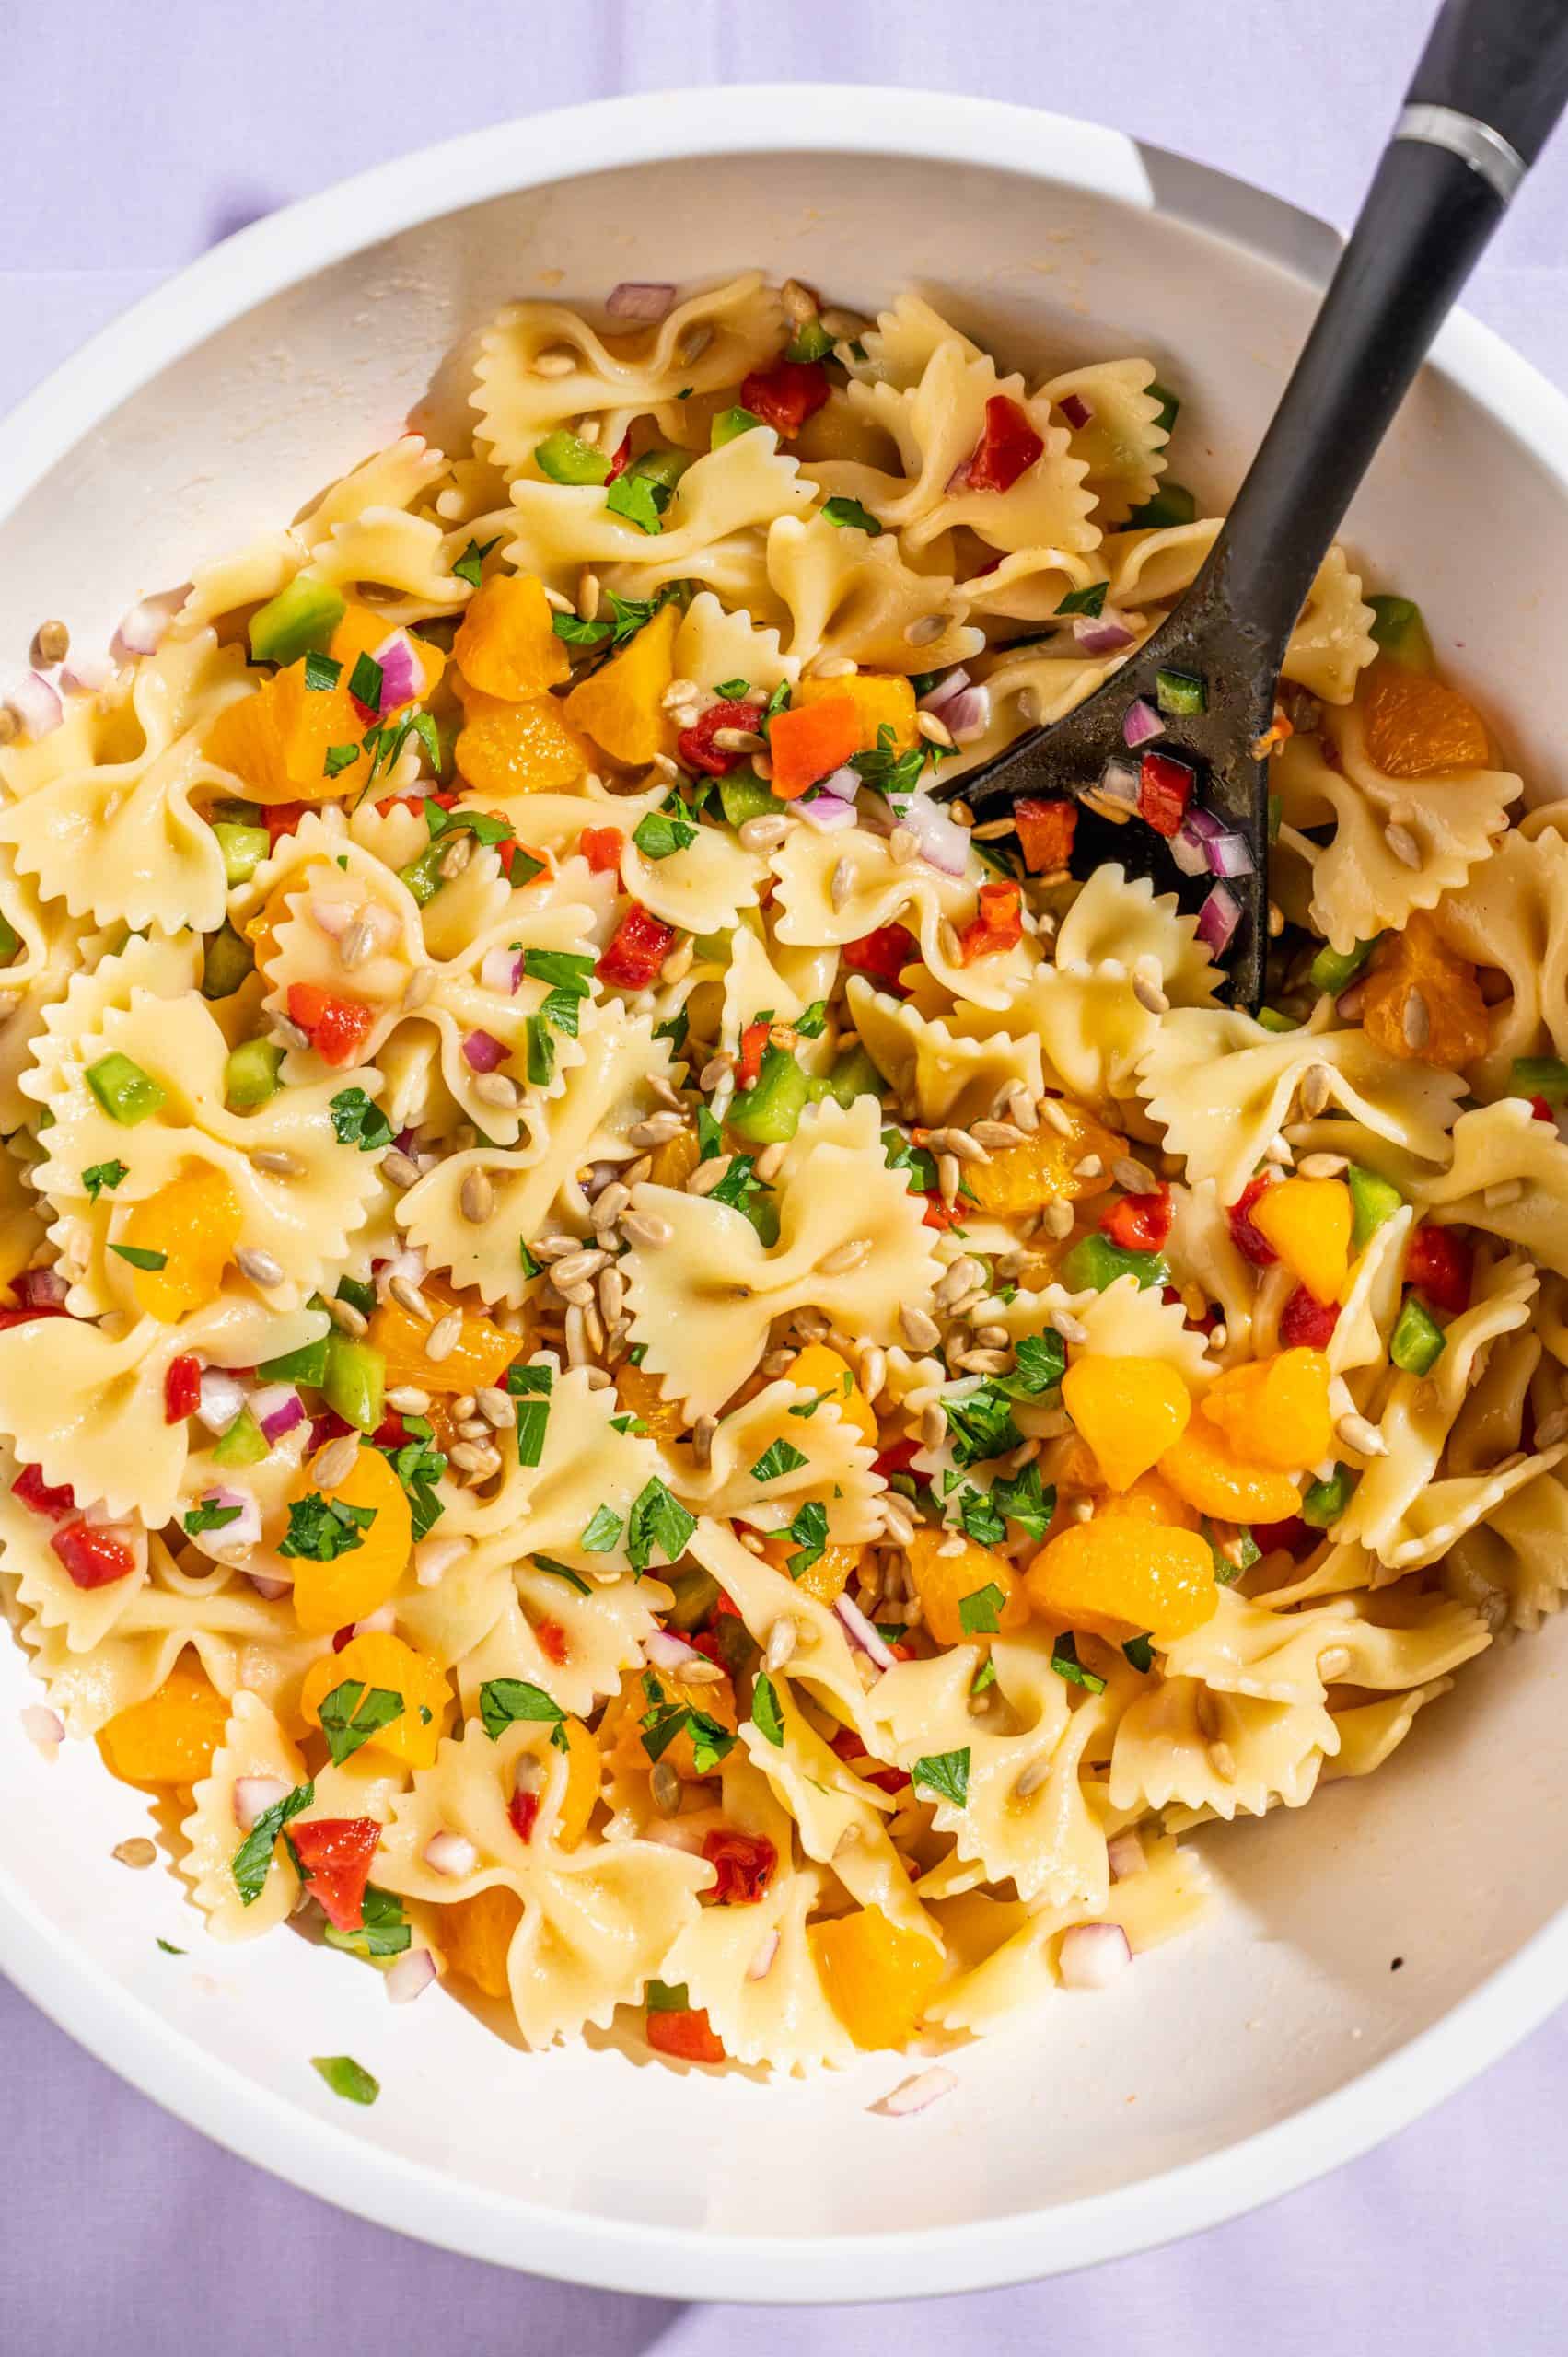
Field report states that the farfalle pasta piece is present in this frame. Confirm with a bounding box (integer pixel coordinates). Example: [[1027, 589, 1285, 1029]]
[[1320, 1678, 1454, 1782], [770, 823, 1035, 1011], [672, 588, 797, 694], [374, 1719, 709, 2048], [1109, 1674, 1336, 1821], [1052, 864, 1222, 1010], [1329, 1203, 1414, 1383], [844, 976, 1042, 1126], [20, 1582, 324, 1739], [1418, 1098, 1568, 1280], [619, 817, 766, 938], [1040, 356, 1169, 524], [0, 1439, 148, 1655], [1273, 702, 1518, 952], [1444, 1467, 1568, 1631], [1161, 1587, 1360, 1706], [766, 513, 982, 676], [1136, 998, 1465, 1201], [0, 632, 244, 935], [433, 1567, 664, 1724], [179, 1690, 308, 1942], [1275, 545, 1377, 704], [720, 923, 838, 1061], [993, 1272, 1214, 1392], [1166, 1178, 1258, 1364], [431, 1357, 666, 1566], [664, 1376, 883, 1543], [1428, 827, 1568, 1096], [399, 1000, 677, 1305], [688, 1516, 880, 1746], [622, 1096, 941, 1416], [993, 961, 1153, 1109]]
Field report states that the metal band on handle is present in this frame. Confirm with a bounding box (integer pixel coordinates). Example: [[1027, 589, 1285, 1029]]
[[1394, 101, 1527, 199]]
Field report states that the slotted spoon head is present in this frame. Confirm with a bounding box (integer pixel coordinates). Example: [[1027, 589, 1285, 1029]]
[[935, 568, 1275, 1008]]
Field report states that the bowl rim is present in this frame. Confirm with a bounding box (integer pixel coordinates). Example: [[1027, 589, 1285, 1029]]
[[4, 82, 1568, 2306]]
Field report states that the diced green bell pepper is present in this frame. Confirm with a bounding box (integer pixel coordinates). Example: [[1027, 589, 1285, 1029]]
[[1126, 482, 1197, 530], [1390, 1295, 1446, 1376], [224, 1039, 284, 1110], [534, 429, 610, 487], [820, 1045, 884, 1108], [1256, 1007, 1299, 1033], [211, 819, 270, 887], [322, 1333, 385, 1432], [728, 1046, 811, 1144], [335, 1275, 377, 1318], [627, 447, 692, 496], [1346, 1164, 1405, 1250], [1366, 595, 1435, 673], [784, 317, 835, 363], [1149, 381, 1180, 436], [1512, 1055, 1568, 1103], [1155, 667, 1205, 716], [258, 1329, 331, 1386], [211, 1407, 269, 1469], [718, 771, 781, 830], [201, 923, 254, 1002], [1059, 1234, 1169, 1293], [711, 405, 763, 449], [1301, 1464, 1354, 1528], [86, 1051, 166, 1127], [398, 842, 447, 906], [1309, 935, 1380, 995], [664, 1568, 722, 1633], [0, 911, 21, 966], [249, 577, 346, 667]]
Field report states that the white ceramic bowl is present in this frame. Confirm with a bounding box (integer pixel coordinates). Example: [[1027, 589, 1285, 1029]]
[[3, 87, 1567, 2306]]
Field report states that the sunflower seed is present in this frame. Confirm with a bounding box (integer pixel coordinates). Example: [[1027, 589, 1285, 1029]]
[[591, 1181, 631, 1232], [916, 711, 954, 749], [459, 1169, 494, 1225], [549, 1247, 610, 1291], [900, 1305, 940, 1352], [1040, 1200, 1075, 1240], [1402, 990, 1431, 1051], [974, 1324, 1010, 1351], [754, 1141, 787, 1181], [889, 826, 918, 865], [904, 612, 946, 646], [386, 1386, 432, 1414], [807, 653, 858, 679], [1384, 821, 1422, 868], [1014, 1754, 1053, 1799], [830, 856, 855, 911], [475, 1074, 521, 1109], [650, 1759, 682, 1816], [1335, 1410, 1388, 1458], [424, 1312, 462, 1362], [686, 1412, 717, 1469], [456, 1419, 490, 1443], [621, 1209, 673, 1249], [928, 1126, 990, 1167], [313, 1433, 361, 1491], [1111, 1156, 1158, 1195], [328, 1296, 368, 1338], [389, 1274, 430, 1318], [1207, 1740, 1237, 1784], [269, 1017, 312, 1053], [1039, 1097, 1074, 1137], [857, 1343, 886, 1405], [880, 1496, 917, 1546], [738, 813, 789, 853], [628, 1110, 685, 1149], [577, 568, 601, 622], [919, 1400, 947, 1451], [250, 1147, 303, 1178], [763, 1618, 798, 1675], [714, 726, 766, 754], [1049, 1306, 1088, 1344], [113, 1836, 157, 1869], [401, 965, 436, 1011], [235, 1246, 284, 1289], [1297, 1152, 1349, 1178], [1007, 1088, 1040, 1133], [1074, 1155, 1104, 1180], [542, 581, 575, 607], [338, 918, 376, 971], [530, 346, 577, 377], [598, 1265, 624, 1329], [819, 1237, 872, 1276], [970, 1120, 1025, 1152], [475, 1386, 515, 1431], [1131, 956, 1170, 1016], [761, 1347, 795, 1378], [686, 1154, 734, 1196], [937, 1153, 961, 1202], [437, 833, 472, 880]]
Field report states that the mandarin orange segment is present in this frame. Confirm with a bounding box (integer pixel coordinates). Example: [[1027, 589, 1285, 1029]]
[[610, 1663, 738, 1784], [555, 1715, 600, 1849], [808, 1906, 944, 2049], [1363, 662, 1489, 778], [287, 1443, 413, 1634], [1249, 1177, 1351, 1306], [452, 574, 570, 700], [644, 1125, 703, 1190], [796, 672, 917, 754], [615, 1359, 688, 1443], [1157, 1411, 1302, 1525], [1361, 911, 1491, 1070], [120, 1166, 244, 1321], [1060, 1355, 1191, 1492], [904, 1527, 1030, 1647], [759, 1533, 861, 1607], [1026, 1515, 1217, 1643], [299, 1629, 451, 1768], [1098, 1469, 1200, 1531], [439, 1884, 522, 1999], [97, 1659, 229, 1789], [563, 600, 680, 766], [788, 1341, 878, 1448], [1202, 1348, 1332, 1472], [962, 1103, 1121, 1217], [454, 686, 591, 795], [329, 603, 445, 707], [367, 1295, 517, 1396]]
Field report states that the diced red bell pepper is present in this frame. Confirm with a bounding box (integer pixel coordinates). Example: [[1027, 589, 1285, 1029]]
[[263, 800, 308, 850], [828, 1724, 910, 1796], [12, 1461, 76, 1520], [508, 1784, 541, 1845], [843, 923, 919, 995], [701, 1827, 778, 1905], [535, 1618, 569, 1666], [597, 903, 676, 990], [286, 981, 375, 1068], [376, 788, 458, 819], [920, 1191, 967, 1231], [497, 835, 545, 882], [288, 1816, 381, 1934], [1531, 1095, 1556, 1124], [646, 2004, 726, 2064], [737, 1018, 772, 1091], [0, 1304, 67, 1329], [579, 826, 623, 877], [51, 1522, 137, 1591], [738, 359, 830, 438], [677, 699, 763, 778], [1138, 749, 1196, 838], [331, 1622, 358, 1654], [164, 1353, 202, 1424], [957, 881, 1023, 963], [1252, 1513, 1313, 1559], [605, 432, 632, 484], [310, 1410, 355, 1454], [768, 697, 859, 800], [1163, 1283, 1219, 1336], [1279, 1286, 1340, 1349], [1015, 797, 1078, 874], [712, 1588, 743, 1621], [1227, 1174, 1278, 1268], [874, 1437, 922, 1480], [1099, 1184, 1174, 1253], [371, 1410, 412, 1453], [1406, 1224, 1473, 1316], [953, 395, 1043, 494]]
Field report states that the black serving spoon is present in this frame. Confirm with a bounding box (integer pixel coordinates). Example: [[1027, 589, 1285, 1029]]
[[941, 0, 1568, 1006]]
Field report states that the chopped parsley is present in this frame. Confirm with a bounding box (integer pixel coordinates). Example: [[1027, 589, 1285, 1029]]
[[1055, 582, 1108, 618], [506, 1361, 553, 1467], [109, 1242, 168, 1271], [323, 742, 361, 779], [310, 2055, 379, 2107], [525, 1016, 555, 1087], [653, 1006, 689, 1053], [1122, 1633, 1155, 1674], [81, 1158, 129, 1200], [784, 1497, 828, 1578], [522, 947, 596, 1000], [633, 810, 698, 860], [318, 1678, 404, 1766], [750, 1670, 786, 1747], [303, 650, 343, 691], [330, 1087, 395, 1151], [605, 472, 668, 534], [452, 534, 501, 590], [994, 1331, 1067, 1399], [912, 1747, 970, 1807], [1050, 1632, 1106, 1694], [958, 1581, 1006, 1635], [322, 1882, 411, 1960], [346, 652, 384, 711], [384, 1422, 447, 1541], [820, 495, 884, 535], [156, 1937, 185, 1955], [579, 1504, 624, 1553], [793, 999, 828, 1038], [640, 1670, 734, 1774], [749, 1438, 809, 1483], [713, 676, 750, 699], [182, 1498, 242, 1538], [942, 1385, 1023, 1469], [970, 1656, 998, 1697], [955, 1488, 1007, 1548], [989, 1462, 1054, 1540], [480, 1677, 564, 1740], [278, 1493, 377, 1561], [231, 1779, 314, 1905], [425, 799, 513, 849], [627, 1478, 697, 1573], [532, 1554, 592, 1595]]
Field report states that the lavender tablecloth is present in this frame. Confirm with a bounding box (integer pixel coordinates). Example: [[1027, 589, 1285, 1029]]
[[6, 4, 1568, 2347]]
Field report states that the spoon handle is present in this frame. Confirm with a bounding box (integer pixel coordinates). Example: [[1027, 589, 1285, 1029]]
[[1191, 0, 1568, 662]]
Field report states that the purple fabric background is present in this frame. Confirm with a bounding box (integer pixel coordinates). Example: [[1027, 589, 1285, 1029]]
[[5, 3, 1567, 2345]]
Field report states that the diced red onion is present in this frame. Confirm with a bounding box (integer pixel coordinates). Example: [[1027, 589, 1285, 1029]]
[[894, 788, 970, 877], [461, 1028, 506, 1074], [252, 1383, 304, 1443], [1074, 612, 1135, 655], [21, 1703, 64, 1752], [871, 2064, 958, 2117], [375, 1245, 426, 1304], [424, 1829, 478, 1877], [6, 672, 63, 740], [1122, 698, 1166, 749], [747, 1929, 781, 1981], [1097, 756, 1140, 809], [196, 1367, 246, 1435], [61, 652, 113, 695], [833, 1591, 897, 1671], [481, 946, 523, 996], [917, 668, 970, 711], [645, 1628, 707, 1673], [1169, 816, 1214, 877], [1107, 1829, 1147, 1883], [932, 684, 991, 745], [386, 1946, 438, 2005], [1181, 807, 1230, 844], [14, 1267, 68, 1309], [392, 1130, 420, 1157], [606, 282, 677, 323], [112, 586, 189, 660], [233, 1773, 290, 1832], [816, 764, 861, 803], [1058, 393, 1094, 430], [245, 1573, 291, 1601], [1207, 830, 1256, 880], [195, 1485, 261, 1550], [1059, 1921, 1132, 1989], [372, 631, 420, 714], [796, 790, 859, 833], [1196, 881, 1243, 956]]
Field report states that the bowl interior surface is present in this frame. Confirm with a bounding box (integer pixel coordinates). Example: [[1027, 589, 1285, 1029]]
[[2, 110, 1566, 2301]]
